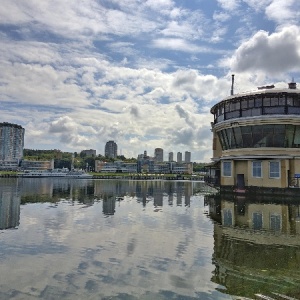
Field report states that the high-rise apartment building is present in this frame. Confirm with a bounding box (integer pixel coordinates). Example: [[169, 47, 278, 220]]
[[185, 151, 191, 163], [105, 141, 117, 159], [154, 148, 163, 162], [0, 122, 25, 164], [177, 152, 182, 163], [168, 152, 174, 162]]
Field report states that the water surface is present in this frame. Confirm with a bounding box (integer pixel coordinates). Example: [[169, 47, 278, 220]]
[[0, 178, 300, 299]]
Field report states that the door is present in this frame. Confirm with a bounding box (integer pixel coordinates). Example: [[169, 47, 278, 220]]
[[236, 174, 245, 189]]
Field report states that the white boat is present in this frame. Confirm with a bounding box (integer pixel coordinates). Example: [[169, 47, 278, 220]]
[[19, 168, 93, 179]]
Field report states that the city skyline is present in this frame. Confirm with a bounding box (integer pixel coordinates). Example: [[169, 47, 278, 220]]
[[0, 1, 300, 162]]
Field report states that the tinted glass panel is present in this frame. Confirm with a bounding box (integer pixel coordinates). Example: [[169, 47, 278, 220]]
[[226, 111, 240, 120], [241, 99, 247, 109], [255, 97, 262, 107], [263, 97, 271, 106], [270, 97, 279, 106], [264, 107, 285, 114], [273, 125, 285, 147], [241, 127, 252, 147], [233, 127, 242, 148], [252, 126, 264, 147], [288, 107, 300, 114]]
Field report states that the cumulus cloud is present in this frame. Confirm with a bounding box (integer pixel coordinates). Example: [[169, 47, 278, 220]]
[[49, 116, 77, 134], [217, 0, 240, 11], [1, 0, 300, 162], [48, 116, 89, 147], [223, 26, 300, 75], [175, 105, 194, 127], [265, 0, 300, 25]]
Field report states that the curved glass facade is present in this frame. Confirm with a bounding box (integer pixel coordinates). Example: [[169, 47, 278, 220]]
[[212, 92, 300, 124], [217, 124, 300, 150]]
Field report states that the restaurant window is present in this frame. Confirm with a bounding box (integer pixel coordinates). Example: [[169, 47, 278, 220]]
[[278, 96, 285, 106], [241, 99, 248, 109], [270, 96, 279, 106], [294, 98, 300, 107], [252, 161, 262, 178], [263, 97, 271, 107], [248, 98, 254, 108], [255, 97, 262, 107], [225, 102, 230, 112], [233, 127, 242, 148], [223, 161, 232, 177], [269, 161, 280, 178], [287, 96, 293, 106], [241, 126, 252, 147]]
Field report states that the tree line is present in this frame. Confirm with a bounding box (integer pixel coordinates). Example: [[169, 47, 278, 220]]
[[23, 149, 208, 172], [23, 149, 137, 171]]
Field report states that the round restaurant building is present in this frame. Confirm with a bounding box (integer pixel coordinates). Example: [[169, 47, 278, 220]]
[[210, 82, 300, 192]]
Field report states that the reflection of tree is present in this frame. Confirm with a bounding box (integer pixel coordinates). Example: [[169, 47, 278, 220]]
[[19, 178, 95, 204], [205, 193, 300, 299]]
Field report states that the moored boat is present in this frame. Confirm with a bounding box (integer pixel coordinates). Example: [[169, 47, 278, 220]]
[[19, 168, 93, 178]]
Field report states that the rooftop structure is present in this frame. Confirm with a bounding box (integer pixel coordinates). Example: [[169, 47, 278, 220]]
[[210, 80, 300, 192]]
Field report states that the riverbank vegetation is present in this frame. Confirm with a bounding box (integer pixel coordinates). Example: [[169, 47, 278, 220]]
[[19, 149, 209, 173]]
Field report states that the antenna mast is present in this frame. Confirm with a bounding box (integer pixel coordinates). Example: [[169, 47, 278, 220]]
[[231, 74, 235, 95]]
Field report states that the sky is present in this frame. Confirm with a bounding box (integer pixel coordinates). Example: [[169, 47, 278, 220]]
[[1, 0, 300, 162]]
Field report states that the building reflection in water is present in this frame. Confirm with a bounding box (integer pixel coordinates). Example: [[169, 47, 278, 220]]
[[0, 179, 21, 230], [204, 193, 300, 299], [0, 179, 211, 224]]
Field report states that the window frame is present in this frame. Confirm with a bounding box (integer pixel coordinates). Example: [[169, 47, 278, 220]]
[[269, 161, 280, 179], [252, 161, 262, 178], [222, 161, 232, 177]]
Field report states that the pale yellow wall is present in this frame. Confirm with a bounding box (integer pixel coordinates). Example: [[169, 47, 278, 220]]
[[290, 158, 300, 175], [234, 161, 248, 186], [247, 160, 287, 188], [221, 160, 235, 186], [220, 159, 295, 188], [212, 130, 222, 158]]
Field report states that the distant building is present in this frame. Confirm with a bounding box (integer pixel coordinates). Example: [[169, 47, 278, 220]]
[[177, 152, 182, 163], [0, 122, 25, 170], [21, 159, 54, 170], [95, 161, 137, 173], [171, 163, 193, 175], [185, 151, 191, 163], [81, 149, 96, 157], [169, 152, 174, 162], [105, 141, 117, 159], [154, 148, 163, 162]]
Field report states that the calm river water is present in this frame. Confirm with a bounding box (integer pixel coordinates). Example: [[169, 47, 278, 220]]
[[0, 178, 300, 300]]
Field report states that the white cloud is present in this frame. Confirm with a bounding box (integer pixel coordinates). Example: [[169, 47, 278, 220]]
[[152, 38, 216, 54], [222, 26, 300, 76], [217, 0, 240, 11], [265, 0, 300, 25]]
